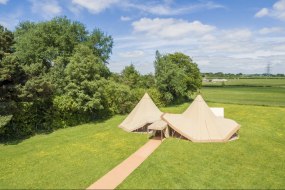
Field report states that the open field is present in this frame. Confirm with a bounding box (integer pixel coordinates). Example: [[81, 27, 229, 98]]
[[1, 101, 285, 189], [1, 80, 285, 189], [203, 78, 285, 87], [0, 117, 147, 189], [119, 103, 285, 189], [201, 87, 285, 107]]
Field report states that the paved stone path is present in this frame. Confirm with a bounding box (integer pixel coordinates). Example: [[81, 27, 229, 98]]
[[87, 138, 162, 189]]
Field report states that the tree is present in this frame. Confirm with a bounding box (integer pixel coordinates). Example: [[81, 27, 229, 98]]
[[14, 17, 87, 66], [13, 17, 113, 100], [154, 51, 202, 103], [139, 74, 155, 89], [0, 17, 117, 140], [0, 55, 26, 102], [65, 44, 110, 82], [60, 45, 110, 115], [103, 80, 138, 114], [121, 64, 140, 88], [0, 55, 26, 125], [0, 25, 14, 60], [86, 29, 113, 64]]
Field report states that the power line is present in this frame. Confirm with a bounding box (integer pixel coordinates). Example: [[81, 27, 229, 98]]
[[266, 63, 271, 75]]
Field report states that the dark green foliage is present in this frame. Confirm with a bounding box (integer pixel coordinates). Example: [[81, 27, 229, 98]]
[[14, 17, 87, 65], [19, 76, 53, 101], [86, 29, 113, 64], [0, 25, 14, 60], [103, 81, 138, 114], [52, 95, 93, 128], [0, 17, 115, 140], [47, 56, 69, 95], [139, 74, 156, 89], [120, 64, 156, 89], [61, 45, 111, 116], [147, 88, 165, 107], [121, 64, 140, 88], [154, 51, 202, 104], [0, 55, 26, 101], [1, 101, 52, 139], [65, 44, 110, 82], [0, 17, 202, 141], [0, 115, 12, 134]]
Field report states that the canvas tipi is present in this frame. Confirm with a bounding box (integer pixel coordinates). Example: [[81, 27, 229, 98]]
[[162, 95, 240, 142], [119, 93, 163, 132]]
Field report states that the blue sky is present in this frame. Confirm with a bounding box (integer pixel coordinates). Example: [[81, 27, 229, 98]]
[[1, 0, 285, 74]]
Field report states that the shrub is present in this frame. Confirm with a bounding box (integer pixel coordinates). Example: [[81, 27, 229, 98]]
[[147, 88, 165, 107]]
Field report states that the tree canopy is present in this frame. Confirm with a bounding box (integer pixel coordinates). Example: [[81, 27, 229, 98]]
[[0, 17, 202, 141], [154, 51, 202, 103], [0, 25, 14, 60]]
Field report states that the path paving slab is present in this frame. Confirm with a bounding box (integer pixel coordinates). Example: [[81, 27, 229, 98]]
[[87, 138, 162, 189]]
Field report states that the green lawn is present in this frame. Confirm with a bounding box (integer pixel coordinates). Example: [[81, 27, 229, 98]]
[[119, 103, 285, 189], [1, 87, 285, 189], [0, 116, 147, 189], [201, 87, 285, 107], [203, 78, 285, 87]]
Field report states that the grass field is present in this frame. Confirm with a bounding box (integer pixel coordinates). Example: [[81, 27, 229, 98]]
[[119, 103, 285, 189], [201, 87, 285, 107], [1, 102, 285, 189], [1, 81, 285, 189], [0, 117, 147, 189], [203, 78, 285, 87]]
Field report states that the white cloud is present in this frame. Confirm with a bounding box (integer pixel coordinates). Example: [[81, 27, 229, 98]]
[[259, 27, 283, 34], [70, 0, 224, 16], [0, 0, 8, 5], [255, 8, 269, 18], [119, 50, 144, 58], [272, 0, 285, 20], [273, 0, 285, 11], [122, 1, 224, 16], [110, 17, 285, 74], [132, 18, 215, 39], [201, 34, 216, 41], [71, 0, 118, 14], [223, 29, 252, 41], [120, 16, 131, 21], [30, 0, 62, 19], [123, 3, 179, 15], [255, 0, 285, 21]]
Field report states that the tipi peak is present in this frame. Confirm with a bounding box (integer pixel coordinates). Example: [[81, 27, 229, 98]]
[[194, 94, 204, 102]]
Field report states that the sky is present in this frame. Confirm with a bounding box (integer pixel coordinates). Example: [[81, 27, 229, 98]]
[[0, 0, 285, 74]]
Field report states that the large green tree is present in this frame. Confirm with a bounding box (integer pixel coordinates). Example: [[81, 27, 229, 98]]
[[0, 55, 26, 102], [13, 17, 113, 100], [121, 64, 140, 88], [0, 25, 14, 60], [56, 45, 110, 116], [86, 29, 113, 64], [1, 17, 115, 140], [14, 17, 87, 65], [154, 51, 202, 103]]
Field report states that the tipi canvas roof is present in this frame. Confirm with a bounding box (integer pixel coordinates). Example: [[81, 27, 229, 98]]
[[119, 93, 163, 132], [162, 95, 240, 142]]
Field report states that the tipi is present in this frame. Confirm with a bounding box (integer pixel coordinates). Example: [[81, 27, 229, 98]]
[[119, 93, 163, 132], [162, 95, 240, 142]]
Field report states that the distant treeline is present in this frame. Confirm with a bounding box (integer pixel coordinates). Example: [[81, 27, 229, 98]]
[[0, 17, 202, 141], [203, 72, 285, 79]]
